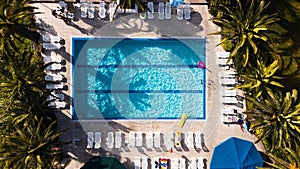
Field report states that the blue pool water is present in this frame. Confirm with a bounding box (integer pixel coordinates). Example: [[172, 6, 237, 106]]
[[72, 38, 206, 120]]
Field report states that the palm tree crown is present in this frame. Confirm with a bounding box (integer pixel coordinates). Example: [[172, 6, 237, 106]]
[[210, 0, 280, 67]]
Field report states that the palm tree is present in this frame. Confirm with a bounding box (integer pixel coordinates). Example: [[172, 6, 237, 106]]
[[0, 119, 68, 169], [0, 0, 40, 52], [0, 50, 47, 108], [259, 146, 300, 169], [245, 89, 300, 151], [208, 0, 237, 17], [210, 0, 280, 67], [235, 59, 284, 98]]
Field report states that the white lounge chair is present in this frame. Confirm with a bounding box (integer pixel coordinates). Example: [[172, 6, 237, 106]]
[[43, 42, 62, 50], [47, 95, 58, 101], [154, 131, 160, 148], [171, 158, 179, 169], [175, 131, 182, 148], [151, 157, 159, 169], [46, 63, 62, 70], [218, 71, 236, 78], [165, 131, 174, 150], [134, 157, 141, 169], [177, 4, 184, 20], [194, 132, 201, 149], [48, 101, 66, 108], [185, 132, 194, 148], [107, 132, 114, 149], [99, 1, 106, 19], [142, 157, 148, 169], [197, 157, 204, 169], [47, 92, 64, 101], [146, 132, 153, 149], [217, 51, 230, 59], [42, 34, 61, 43], [94, 132, 101, 149], [51, 92, 64, 100], [221, 90, 237, 97], [43, 56, 61, 64], [129, 131, 136, 148], [217, 58, 233, 66], [184, 2, 190, 20], [165, 2, 171, 19], [158, 2, 164, 19], [45, 73, 63, 81], [222, 108, 235, 114], [108, 1, 116, 21], [136, 132, 143, 147], [87, 132, 94, 149], [220, 78, 236, 86], [180, 158, 186, 169], [58, 1, 67, 17], [189, 157, 197, 169], [46, 83, 64, 90], [87, 2, 95, 19], [115, 132, 122, 148], [43, 56, 61, 63], [80, 2, 88, 18], [147, 2, 154, 19], [222, 97, 239, 104]]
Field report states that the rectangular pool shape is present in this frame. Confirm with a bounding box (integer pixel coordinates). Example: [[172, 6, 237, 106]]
[[72, 38, 206, 120]]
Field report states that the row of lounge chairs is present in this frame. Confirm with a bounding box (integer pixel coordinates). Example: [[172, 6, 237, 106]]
[[86, 131, 205, 151], [87, 132, 102, 149], [42, 34, 63, 50], [134, 157, 205, 169], [217, 52, 239, 104], [80, 1, 117, 19], [147, 2, 191, 20], [42, 39, 66, 109], [78, 0, 191, 20], [86, 131, 122, 149], [217, 52, 246, 124], [216, 51, 233, 71]]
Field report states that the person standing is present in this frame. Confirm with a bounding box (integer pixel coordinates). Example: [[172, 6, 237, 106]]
[[242, 120, 248, 131]]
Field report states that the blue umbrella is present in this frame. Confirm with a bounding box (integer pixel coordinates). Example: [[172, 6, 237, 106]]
[[210, 137, 264, 169]]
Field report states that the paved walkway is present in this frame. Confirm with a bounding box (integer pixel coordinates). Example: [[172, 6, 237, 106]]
[[33, 2, 265, 168]]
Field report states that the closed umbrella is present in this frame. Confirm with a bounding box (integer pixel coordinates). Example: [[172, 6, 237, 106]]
[[210, 137, 263, 169]]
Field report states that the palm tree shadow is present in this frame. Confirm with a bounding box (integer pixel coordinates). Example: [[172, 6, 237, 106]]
[[36, 18, 58, 35], [65, 21, 90, 35]]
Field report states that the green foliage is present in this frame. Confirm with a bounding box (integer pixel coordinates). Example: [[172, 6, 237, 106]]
[[0, 0, 68, 168], [210, 0, 280, 67], [209, 0, 237, 18], [0, 119, 68, 169], [0, 0, 40, 53], [220, 33, 235, 51], [209, 0, 300, 166], [235, 60, 284, 98], [258, 146, 300, 169], [246, 89, 300, 151], [0, 51, 47, 106]]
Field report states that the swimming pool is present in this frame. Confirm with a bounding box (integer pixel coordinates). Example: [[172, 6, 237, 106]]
[[72, 38, 206, 120]]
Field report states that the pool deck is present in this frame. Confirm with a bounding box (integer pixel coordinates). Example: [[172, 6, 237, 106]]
[[33, 2, 265, 168]]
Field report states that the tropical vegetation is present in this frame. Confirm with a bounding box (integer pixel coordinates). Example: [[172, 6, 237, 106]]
[[0, 0, 68, 168], [209, 0, 300, 168]]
